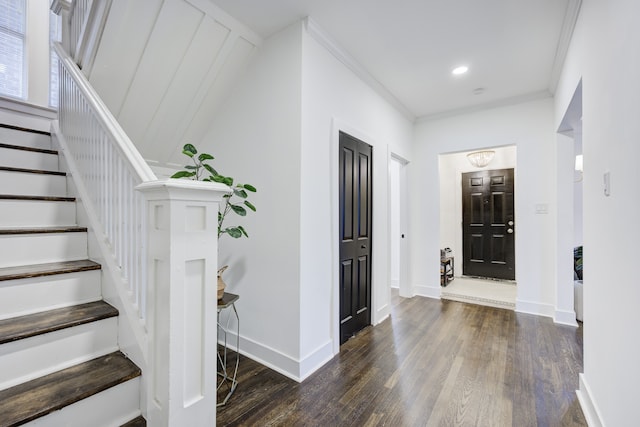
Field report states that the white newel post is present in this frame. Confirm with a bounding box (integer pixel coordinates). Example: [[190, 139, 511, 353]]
[[137, 179, 229, 426]]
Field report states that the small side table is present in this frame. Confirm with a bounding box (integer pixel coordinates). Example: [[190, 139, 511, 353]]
[[217, 292, 239, 406], [440, 257, 454, 286]]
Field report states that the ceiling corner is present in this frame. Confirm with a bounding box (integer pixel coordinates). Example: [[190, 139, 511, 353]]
[[548, 0, 583, 94]]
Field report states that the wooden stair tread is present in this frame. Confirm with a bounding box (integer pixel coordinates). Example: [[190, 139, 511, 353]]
[[0, 260, 101, 281], [0, 142, 57, 155], [121, 416, 147, 427], [0, 226, 87, 235], [0, 166, 65, 176], [0, 123, 51, 136], [0, 301, 118, 345], [0, 194, 75, 202], [0, 351, 140, 426]]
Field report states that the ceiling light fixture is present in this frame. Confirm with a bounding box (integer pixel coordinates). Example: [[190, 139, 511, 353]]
[[467, 150, 495, 168], [452, 65, 469, 75]]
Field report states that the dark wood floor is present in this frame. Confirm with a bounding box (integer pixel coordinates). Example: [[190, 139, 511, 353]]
[[217, 291, 586, 426]]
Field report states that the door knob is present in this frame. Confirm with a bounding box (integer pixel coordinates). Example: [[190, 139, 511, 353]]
[[508, 220, 514, 226], [507, 228, 513, 234]]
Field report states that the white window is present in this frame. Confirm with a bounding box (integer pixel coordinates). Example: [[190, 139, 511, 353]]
[[0, 0, 26, 99], [49, 6, 61, 107]]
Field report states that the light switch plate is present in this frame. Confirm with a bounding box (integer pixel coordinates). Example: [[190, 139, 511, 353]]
[[535, 204, 549, 214]]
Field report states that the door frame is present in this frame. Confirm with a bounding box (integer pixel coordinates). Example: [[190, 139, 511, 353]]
[[389, 152, 411, 298], [437, 148, 518, 291], [330, 119, 381, 355]]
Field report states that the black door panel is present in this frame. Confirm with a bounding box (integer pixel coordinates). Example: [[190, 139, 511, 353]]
[[462, 169, 515, 280], [339, 132, 372, 344]]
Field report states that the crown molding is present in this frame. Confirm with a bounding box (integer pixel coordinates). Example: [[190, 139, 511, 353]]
[[416, 90, 552, 123], [548, 0, 583, 94], [303, 17, 415, 123]]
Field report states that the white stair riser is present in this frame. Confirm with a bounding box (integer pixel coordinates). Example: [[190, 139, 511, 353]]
[[0, 171, 66, 197], [0, 270, 101, 320], [26, 378, 140, 427], [0, 318, 118, 391], [0, 233, 87, 268], [0, 147, 58, 171], [0, 200, 76, 227], [0, 128, 51, 150]]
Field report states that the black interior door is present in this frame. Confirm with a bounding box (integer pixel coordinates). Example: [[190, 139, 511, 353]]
[[339, 131, 372, 345], [462, 168, 515, 280]]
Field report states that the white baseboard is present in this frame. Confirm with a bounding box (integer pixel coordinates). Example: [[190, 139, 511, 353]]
[[515, 298, 554, 318], [576, 373, 604, 427], [220, 331, 334, 383], [414, 284, 441, 299], [375, 303, 390, 325], [554, 308, 578, 327], [299, 340, 334, 381]]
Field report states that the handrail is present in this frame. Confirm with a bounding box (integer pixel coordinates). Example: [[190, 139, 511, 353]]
[[54, 41, 157, 327], [53, 43, 156, 181]]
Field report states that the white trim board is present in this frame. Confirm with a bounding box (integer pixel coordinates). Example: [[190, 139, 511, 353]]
[[220, 331, 333, 383], [576, 373, 604, 427]]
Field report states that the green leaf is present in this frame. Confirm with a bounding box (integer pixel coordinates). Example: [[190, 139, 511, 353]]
[[226, 227, 243, 238], [184, 165, 198, 170], [182, 144, 197, 157], [243, 184, 257, 192], [203, 164, 218, 176], [244, 200, 256, 212], [211, 175, 227, 184], [238, 225, 249, 238], [198, 153, 214, 161], [231, 204, 247, 216], [234, 189, 248, 199], [223, 176, 233, 186], [170, 170, 196, 179]]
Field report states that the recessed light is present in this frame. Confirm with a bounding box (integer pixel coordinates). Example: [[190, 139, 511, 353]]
[[452, 65, 469, 75]]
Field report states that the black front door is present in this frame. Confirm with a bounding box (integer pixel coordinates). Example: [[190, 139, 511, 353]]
[[462, 168, 515, 280], [339, 131, 372, 345]]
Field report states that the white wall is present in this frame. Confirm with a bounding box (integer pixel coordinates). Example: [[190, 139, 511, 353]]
[[555, 1, 640, 425], [389, 159, 401, 287], [413, 98, 558, 316], [198, 19, 414, 381], [300, 24, 414, 370], [198, 22, 303, 378], [438, 146, 517, 275]]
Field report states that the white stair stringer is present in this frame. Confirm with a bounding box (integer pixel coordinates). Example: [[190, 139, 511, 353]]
[[0, 317, 119, 392]]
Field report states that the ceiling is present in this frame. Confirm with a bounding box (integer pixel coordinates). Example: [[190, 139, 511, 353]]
[[211, 0, 581, 120]]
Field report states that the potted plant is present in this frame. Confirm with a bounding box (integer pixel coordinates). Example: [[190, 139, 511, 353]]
[[171, 143, 257, 298]]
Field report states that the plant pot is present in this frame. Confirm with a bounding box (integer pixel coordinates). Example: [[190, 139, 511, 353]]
[[217, 265, 229, 300]]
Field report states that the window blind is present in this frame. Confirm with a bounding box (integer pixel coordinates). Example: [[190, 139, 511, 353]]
[[0, 0, 26, 99], [49, 5, 61, 107]]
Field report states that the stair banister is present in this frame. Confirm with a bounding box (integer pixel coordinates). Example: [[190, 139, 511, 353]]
[[53, 40, 226, 425]]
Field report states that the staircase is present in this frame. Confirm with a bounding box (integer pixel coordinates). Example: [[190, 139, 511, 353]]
[[0, 123, 145, 426]]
